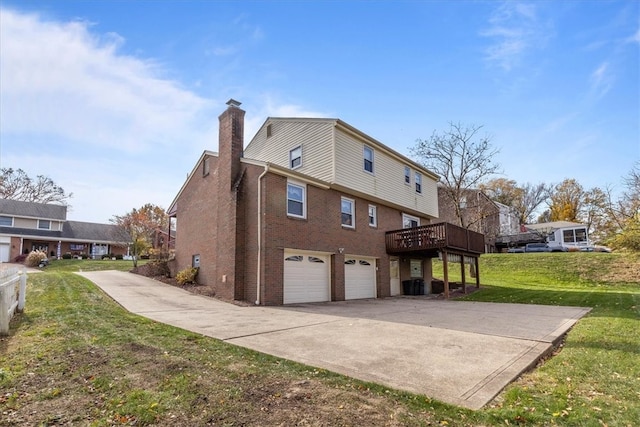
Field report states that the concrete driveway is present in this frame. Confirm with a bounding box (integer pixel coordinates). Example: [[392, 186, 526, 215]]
[[77, 270, 591, 410]]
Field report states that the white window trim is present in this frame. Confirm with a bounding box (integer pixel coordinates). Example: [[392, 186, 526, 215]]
[[363, 145, 374, 175], [404, 166, 411, 185], [402, 213, 420, 229], [287, 181, 306, 219], [341, 197, 355, 229], [290, 145, 302, 170], [0, 215, 13, 227], [38, 219, 51, 230], [368, 204, 377, 227], [415, 172, 422, 194]]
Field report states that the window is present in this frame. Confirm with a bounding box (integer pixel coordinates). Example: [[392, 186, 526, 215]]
[[290, 146, 302, 169], [308, 256, 325, 263], [285, 255, 303, 262], [70, 244, 85, 251], [344, 259, 356, 265], [402, 213, 420, 229], [192, 254, 200, 268], [363, 145, 374, 173], [341, 197, 355, 228], [460, 195, 467, 209], [267, 123, 273, 138], [368, 205, 377, 227], [415, 172, 422, 194], [0, 216, 12, 226], [404, 166, 411, 185], [287, 182, 305, 218], [359, 260, 371, 266], [38, 220, 51, 230]]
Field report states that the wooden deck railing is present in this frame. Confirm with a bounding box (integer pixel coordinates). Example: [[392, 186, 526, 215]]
[[385, 222, 485, 255]]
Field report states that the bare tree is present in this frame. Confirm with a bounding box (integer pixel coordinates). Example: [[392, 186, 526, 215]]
[[518, 182, 552, 224], [0, 168, 72, 205], [412, 122, 501, 228]]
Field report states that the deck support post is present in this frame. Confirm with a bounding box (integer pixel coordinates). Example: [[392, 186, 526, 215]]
[[460, 256, 466, 294], [442, 250, 449, 299]]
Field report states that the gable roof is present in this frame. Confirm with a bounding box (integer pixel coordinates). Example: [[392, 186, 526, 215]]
[[0, 198, 67, 220], [63, 221, 129, 243]]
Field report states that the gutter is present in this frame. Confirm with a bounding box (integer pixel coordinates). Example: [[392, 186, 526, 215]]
[[256, 164, 269, 305]]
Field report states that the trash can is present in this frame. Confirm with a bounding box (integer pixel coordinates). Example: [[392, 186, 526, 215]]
[[414, 279, 425, 295], [402, 280, 413, 295]]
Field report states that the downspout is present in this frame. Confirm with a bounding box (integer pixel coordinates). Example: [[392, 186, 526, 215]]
[[256, 164, 269, 305]]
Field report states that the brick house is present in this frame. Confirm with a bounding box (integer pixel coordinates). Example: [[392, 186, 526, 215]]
[[0, 199, 129, 261], [168, 100, 484, 305], [437, 187, 521, 253]]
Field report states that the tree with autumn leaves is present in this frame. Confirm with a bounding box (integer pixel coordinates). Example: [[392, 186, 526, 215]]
[[111, 203, 169, 267]]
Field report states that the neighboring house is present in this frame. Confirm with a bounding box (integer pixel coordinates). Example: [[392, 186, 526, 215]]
[[168, 100, 484, 306], [0, 199, 129, 261], [495, 221, 592, 252], [437, 187, 509, 252], [526, 221, 591, 251]]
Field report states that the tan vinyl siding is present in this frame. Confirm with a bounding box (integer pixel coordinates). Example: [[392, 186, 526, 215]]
[[14, 218, 37, 228], [334, 129, 438, 218], [244, 119, 335, 182]]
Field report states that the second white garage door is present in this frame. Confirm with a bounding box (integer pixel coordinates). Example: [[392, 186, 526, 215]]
[[283, 251, 331, 304], [345, 257, 376, 300]]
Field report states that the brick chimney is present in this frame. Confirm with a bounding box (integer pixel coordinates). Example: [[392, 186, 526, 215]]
[[215, 99, 245, 301], [218, 99, 245, 190]]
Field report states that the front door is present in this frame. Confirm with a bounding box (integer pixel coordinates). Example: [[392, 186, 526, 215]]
[[390, 258, 400, 296]]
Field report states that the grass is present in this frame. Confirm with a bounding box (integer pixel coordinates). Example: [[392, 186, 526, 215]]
[[1, 254, 638, 426]]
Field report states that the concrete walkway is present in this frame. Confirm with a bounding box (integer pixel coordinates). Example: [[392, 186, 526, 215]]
[[77, 270, 591, 410]]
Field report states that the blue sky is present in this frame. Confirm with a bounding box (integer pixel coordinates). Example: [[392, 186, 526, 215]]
[[1, 1, 638, 223]]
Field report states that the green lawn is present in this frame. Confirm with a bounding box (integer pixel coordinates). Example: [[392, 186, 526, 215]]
[[1, 254, 638, 426]]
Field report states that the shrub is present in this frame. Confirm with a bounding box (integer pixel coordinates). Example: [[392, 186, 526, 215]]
[[25, 250, 47, 267], [62, 253, 73, 259], [115, 254, 123, 260], [176, 267, 198, 286], [81, 254, 90, 259], [13, 254, 27, 263]]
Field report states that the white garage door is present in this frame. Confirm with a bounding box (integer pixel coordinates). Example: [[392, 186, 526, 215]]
[[345, 257, 376, 300], [283, 251, 331, 304], [0, 244, 10, 263]]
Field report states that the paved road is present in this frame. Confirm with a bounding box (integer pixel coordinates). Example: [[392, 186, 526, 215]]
[[77, 270, 591, 410]]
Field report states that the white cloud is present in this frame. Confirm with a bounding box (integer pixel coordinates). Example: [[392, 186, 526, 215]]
[[0, 8, 214, 153], [590, 62, 613, 98], [481, 2, 551, 71]]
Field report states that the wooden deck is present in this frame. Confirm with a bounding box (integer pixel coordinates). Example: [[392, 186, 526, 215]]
[[385, 222, 485, 298], [385, 222, 485, 256]]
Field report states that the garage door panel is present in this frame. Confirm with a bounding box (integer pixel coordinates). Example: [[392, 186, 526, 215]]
[[345, 257, 376, 300], [283, 252, 330, 304]]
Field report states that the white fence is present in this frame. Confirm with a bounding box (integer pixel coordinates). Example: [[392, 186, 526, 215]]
[[0, 267, 27, 335]]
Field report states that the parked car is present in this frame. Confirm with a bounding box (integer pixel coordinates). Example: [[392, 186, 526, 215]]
[[525, 243, 552, 253], [507, 247, 525, 253]]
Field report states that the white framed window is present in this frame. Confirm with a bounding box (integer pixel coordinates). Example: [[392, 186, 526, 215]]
[[0, 216, 13, 227], [290, 145, 302, 169], [368, 205, 377, 227], [287, 182, 306, 218], [460, 195, 467, 209], [404, 166, 411, 185], [341, 197, 355, 228], [402, 213, 420, 229], [415, 172, 422, 194], [363, 145, 374, 174], [38, 220, 51, 230]]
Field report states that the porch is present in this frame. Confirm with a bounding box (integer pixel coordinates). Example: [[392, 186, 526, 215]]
[[385, 222, 485, 298]]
